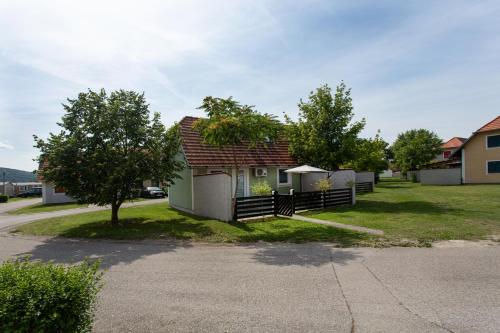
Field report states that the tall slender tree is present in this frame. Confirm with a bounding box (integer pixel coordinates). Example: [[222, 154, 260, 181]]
[[35, 89, 183, 225], [286, 82, 365, 170]]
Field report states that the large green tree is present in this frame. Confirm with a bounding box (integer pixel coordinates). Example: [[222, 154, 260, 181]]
[[286, 82, 365, 170], [193, 96, 282, 217], [35, 89, 183, 225], [349, 131, 389, 175], [392, 129, 442, 172]]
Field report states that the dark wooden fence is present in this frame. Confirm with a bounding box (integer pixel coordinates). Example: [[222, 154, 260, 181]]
[[234, 195, 275, 219], [355, 182, 373, 194], [234, 188, 353, 220]]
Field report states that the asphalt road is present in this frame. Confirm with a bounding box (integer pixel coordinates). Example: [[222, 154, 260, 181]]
[[1, 235, 499, 333]]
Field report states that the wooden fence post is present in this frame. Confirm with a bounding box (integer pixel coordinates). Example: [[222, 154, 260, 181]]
[[290, 189, 295, 214], [322, 191, 326, 209], [234, 197, 238, 221], [272, 191, 278, 216]]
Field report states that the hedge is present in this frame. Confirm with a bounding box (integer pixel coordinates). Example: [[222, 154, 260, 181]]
[[0, 195, 8, 203], [0, 258, 103, 333]]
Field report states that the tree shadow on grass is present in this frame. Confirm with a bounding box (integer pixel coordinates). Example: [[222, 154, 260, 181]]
[[247, 243, 362, 267], [13, 217, 219, 269], [56, 217, 216, 240]]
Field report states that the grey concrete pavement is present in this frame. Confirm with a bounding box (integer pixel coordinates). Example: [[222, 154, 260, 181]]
[[0, 198, 168, 231], [0, 198, 42, 214], [0, 235, 499, 333]]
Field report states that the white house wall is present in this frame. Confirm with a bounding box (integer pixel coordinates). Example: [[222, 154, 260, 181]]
[[42, 182, 76, 204]]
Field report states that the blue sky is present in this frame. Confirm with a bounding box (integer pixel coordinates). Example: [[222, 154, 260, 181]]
[[1, 0, 500, 171]]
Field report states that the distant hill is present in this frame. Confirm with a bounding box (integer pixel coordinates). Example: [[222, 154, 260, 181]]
[[0, 167, 37, 183]]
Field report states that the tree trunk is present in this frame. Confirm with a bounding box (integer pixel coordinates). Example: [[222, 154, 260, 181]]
[[111, 202, 119, 226], [231, 166, 239, 221], [230, 146, 240, 222]]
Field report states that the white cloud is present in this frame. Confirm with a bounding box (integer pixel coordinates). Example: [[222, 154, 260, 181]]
[[0, 142, 14, 150]]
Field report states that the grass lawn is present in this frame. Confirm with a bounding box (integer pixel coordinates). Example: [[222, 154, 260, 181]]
[[14, 203, 372, 246], [302, 179, 500, 246]]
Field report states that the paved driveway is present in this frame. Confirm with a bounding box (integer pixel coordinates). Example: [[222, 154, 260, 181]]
[[0, 198, 168, 231], [0, 198, 41, 214], [0, 235, 498, 333]]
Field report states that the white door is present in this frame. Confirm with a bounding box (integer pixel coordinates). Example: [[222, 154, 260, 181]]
[[236, 169, 245, 197]]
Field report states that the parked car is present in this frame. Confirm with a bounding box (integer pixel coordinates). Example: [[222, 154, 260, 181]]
[[17, 187, 42, 198], [141, 187, 166, 198]]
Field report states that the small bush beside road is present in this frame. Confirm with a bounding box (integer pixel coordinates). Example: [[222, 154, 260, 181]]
[[0, 258, 102, 333]]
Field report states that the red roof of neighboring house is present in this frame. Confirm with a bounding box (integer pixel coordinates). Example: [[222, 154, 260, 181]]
[[179, 116, 298, 167], [442, 137, 466, 149], [36, 160, 49, 181], [476, 115, 500, 133]]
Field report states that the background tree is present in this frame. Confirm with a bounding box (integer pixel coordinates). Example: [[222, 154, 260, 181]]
[[391, 129, 442, 173], [348, 131, 389, 176], [193, 96, 282, 218], [286, 82, 365, 170], [35, 89, 183, 225]]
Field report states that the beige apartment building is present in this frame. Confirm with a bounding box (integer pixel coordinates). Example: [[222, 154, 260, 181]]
[[459, 116, 500, 183]]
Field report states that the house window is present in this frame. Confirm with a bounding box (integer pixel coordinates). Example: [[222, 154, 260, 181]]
[[487, 161, 500, 174], [278, 168, 291, 186], [487, 135, 500, 148], [443, 150, 451, 159], [54, 186, 65, 194]]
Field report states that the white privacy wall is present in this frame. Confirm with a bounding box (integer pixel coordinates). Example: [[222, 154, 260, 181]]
[[420, 168, 461, 185], [192, 173, 232, 221], [355, 171, 375, 184], [301, 170, 356, 191], [332, 170, 356, 189]]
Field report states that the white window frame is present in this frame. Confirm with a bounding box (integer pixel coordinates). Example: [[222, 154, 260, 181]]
[[485, 134, 500, 150], [486, 160, 500, 175], [277, 168, 292, 187]]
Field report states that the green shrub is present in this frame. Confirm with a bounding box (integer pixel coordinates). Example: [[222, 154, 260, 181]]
[[251, 180, 272, 196], [0, 258, 103, 333], [0, 195, 8, 203], [315, 178, 332, 191]]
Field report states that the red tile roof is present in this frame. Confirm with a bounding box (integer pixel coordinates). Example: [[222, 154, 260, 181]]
[[179, 116, 298, 167], [442, 137, 466, 149], [476, 116, 500, 133]]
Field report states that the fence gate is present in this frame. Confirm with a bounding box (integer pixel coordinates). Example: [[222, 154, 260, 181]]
[[275, 193, 293, 216]]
